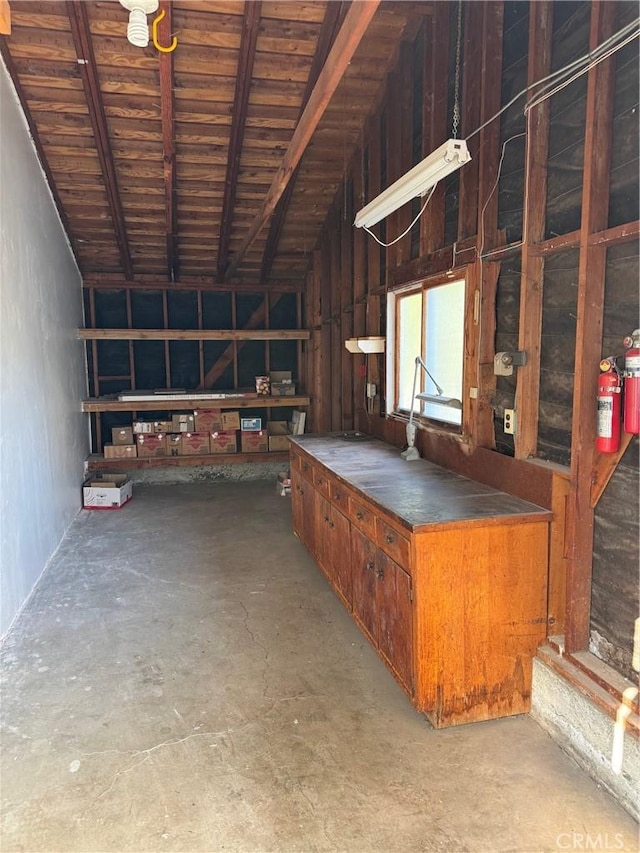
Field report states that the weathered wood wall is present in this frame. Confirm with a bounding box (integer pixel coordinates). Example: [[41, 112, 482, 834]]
[[309, 0, 639, 681]]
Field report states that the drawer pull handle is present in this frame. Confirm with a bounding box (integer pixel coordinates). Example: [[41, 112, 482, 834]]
[[385, 534, 395, 544], [356, 511, 364, 520], [323, 515, 329, 523], [365, 560, 374, 572], [303, 463, 309, 472], [296, 486, 303, 495], [328, 521, 335, 529], [376, 566, 385, 580]]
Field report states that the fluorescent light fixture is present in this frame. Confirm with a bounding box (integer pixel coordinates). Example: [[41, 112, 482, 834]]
[[344, 336, 386, 354], [354, 139, 471, 230]]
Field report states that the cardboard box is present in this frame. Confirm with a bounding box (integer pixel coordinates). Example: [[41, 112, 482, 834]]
[[133, 420, 154, 434], [255, 375, 270, 395], [221, 410, 240, 430], [136, 434, 167, 457], [241, 416, 262, 432], [171, 413, 195, 433], [267, 421, 291, 451], [289, 410, 306, 435], [194, 409, 223, 432], [241, 430, 268, 453], [111, 426, 134, 446], [153, 420, 173, 434], [270, 370, 296, 396], [209, 430, 238, 454], [83, 474, 132, 509], [167, 434, 182, 457], [180, 432, 210, 455], [103, 443, 137, 460]]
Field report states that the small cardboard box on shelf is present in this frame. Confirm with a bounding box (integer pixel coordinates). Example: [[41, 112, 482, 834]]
[[83, 474, 132, 509], [133, 420, 154, 434], [104, 443, 137, 460], [210, 430, 238, 454], [267, 421, 291, 451], [153, 420, 173, 434], [194, 409, 223, 432], [241, 417, 262, 432], [136, 434, 167, 457], [221, 410, 240, 430], [180, 432, 211, 455], [171, 413, 195, 433], [167, 434, 182, 457], [111, 426, 134, 446], [270, 370, 296, 395], [241, 430, 269, 453]]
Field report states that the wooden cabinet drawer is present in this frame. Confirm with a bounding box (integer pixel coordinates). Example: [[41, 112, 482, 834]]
[[313, 467, 331, 498], [349, 497, 377, 538], [298, 455, 314, 482], [331, 480, 352, 514], [377, 518, 411, 568]]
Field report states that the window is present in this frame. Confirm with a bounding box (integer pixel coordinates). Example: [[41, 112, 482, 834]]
[[389, 277, 466, 427]]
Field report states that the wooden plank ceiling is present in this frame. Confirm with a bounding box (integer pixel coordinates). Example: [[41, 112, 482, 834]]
[[0, 0, 429, 284]]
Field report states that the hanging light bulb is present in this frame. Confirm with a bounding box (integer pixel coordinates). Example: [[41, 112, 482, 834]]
[[118, 0, 159, 48]]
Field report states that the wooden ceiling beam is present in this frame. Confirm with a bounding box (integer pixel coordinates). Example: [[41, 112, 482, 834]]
[[260, 1, 347, 283], [0, 1, 11, 35], [216, 1, 262, 282], [66, 1, 133, 279], [158, 0, 178, 282], [225, 0, 381, 279]]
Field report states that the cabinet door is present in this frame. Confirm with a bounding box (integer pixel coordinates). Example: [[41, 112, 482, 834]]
[[291, 470, 305, 543], [376, 550, 413, 693], [315, 493, 333, 581], [351, 527, 378, 643], [301, 478, 317, 559], [330, 505, 352, 608]]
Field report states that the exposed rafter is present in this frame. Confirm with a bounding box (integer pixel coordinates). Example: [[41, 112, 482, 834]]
[[66, 1, 133, 279], [157, 0, 178, 283], [260, 1, 346, 283], [216, 1, 262, 282], [225, 0, 381, 279]]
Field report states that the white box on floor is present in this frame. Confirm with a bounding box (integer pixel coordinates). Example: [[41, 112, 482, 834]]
[[83, 474, 133, 509]]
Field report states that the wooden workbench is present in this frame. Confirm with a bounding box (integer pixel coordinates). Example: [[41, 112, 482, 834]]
[[290, 433, 552, 728]]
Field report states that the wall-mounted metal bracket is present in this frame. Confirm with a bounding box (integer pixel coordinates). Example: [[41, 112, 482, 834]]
[[494, 351, 527, 377]]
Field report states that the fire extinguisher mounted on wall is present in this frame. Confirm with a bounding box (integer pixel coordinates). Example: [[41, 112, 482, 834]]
[[596, 357, 622, 454], [623, 329, 640, 435]]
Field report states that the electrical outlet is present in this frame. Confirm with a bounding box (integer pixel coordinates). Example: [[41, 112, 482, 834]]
[[504, 408, 516, 435], [366, 383, 377, 398]]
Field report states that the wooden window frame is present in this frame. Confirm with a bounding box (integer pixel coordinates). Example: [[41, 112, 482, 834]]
[[387, 267, 475, 440]]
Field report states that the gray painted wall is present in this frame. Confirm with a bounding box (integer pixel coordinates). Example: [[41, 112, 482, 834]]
[[0, 60, 89, 637]]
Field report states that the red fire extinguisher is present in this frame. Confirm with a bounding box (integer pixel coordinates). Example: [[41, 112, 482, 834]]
[[623, 329, 640, 435], [596, 357, 622, 453]]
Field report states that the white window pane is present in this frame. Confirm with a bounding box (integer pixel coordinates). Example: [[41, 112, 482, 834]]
[[398, 292, 422, 411], [421, 279, 464, 425]]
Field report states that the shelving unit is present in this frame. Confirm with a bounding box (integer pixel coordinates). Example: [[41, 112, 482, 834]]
[[86, 450, 289, 473], [80, 285, 308, 472], [81, 395, 310, 413]]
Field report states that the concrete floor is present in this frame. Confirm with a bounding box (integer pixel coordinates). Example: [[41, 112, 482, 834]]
[[1, 482, 637, 853]]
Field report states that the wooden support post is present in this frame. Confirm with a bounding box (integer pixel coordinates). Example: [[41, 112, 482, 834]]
[[162, 290, 171, 388], [565, 0, 618, 653], [457, 0, 483, 243], [341, 186, 354, 431], [513, 1, 553, 459], [353, 159, 367, 427], [366, 114, 382, 417]]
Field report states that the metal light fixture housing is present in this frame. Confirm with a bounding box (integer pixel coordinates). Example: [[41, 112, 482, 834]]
[[354, 139, 471, 229]]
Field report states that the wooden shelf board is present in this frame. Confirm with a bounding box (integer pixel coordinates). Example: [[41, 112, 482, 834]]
[[86, 451, 290, 471], [79, 328, 310, 341], [82, 395, 310, 413]]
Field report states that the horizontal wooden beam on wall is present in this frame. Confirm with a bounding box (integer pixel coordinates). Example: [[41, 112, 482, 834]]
[[82, 395, 311, 413], [82, 276, 305, 293], [78, 329, 310, 341]]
